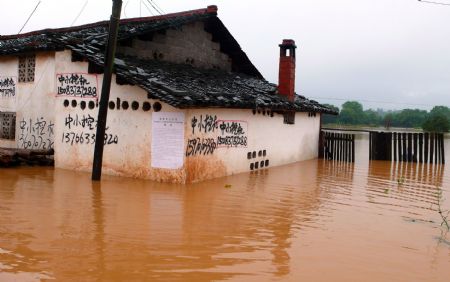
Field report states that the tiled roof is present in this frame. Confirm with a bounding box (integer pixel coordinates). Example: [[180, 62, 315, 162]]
[[0, 6, 337, 114]]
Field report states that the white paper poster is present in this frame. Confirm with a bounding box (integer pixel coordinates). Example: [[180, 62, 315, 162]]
[[151, 112, 185, 169]]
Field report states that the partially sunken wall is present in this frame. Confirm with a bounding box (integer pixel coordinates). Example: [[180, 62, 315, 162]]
[[0, 52, 56, 150], [118, 21, 232, 71], [54, 50, 187, 183], [184, 109, 320, 183]]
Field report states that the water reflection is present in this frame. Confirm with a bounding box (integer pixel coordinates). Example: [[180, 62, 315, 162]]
[[0, 137, 449, 281]]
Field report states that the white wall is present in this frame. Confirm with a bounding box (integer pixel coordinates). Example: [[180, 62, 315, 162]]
[[0, 52, 55, 150], [54, 50, 187, 183], [2, 49, 321, 184], [184, 108, 320, 183]]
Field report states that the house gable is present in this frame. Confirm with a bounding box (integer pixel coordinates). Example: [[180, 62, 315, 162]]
[[118, 21, 232, 72]]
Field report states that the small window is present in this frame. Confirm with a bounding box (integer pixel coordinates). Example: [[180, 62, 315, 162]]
[[0, 112, 16, 140], [18, 55, 36, 83]]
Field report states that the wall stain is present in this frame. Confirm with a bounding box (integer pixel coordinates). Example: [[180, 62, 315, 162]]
[[185, 155, 226, 183]]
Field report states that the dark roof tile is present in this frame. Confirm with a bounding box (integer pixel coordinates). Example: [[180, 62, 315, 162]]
[[0, 6, 337, 114]]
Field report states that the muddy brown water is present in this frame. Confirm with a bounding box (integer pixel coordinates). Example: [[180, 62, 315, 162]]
[[0, 133, 449, 281]]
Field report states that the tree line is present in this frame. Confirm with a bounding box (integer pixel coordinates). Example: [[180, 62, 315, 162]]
[[322, 101, 450, 132]]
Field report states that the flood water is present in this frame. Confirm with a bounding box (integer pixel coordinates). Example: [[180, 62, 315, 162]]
[[1, 133, 449, 281]]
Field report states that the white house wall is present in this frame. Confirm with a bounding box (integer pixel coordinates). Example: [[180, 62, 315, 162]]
[[2, 49, 321, 184], [0, 52, 55, 150], [184, 109, 320, 183], [54, 50, 187, 183]]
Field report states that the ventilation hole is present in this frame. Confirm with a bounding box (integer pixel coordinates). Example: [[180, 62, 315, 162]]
[[131, 101, 139, 110], [260, 161, 265, 168], [257, 110, 261, 114], [108, 101, 115, 110], [265, 160, 269, 167], [252, 151, 256, 158], [88, 101, 95, 110], [255, 162, 259, 169], [63, 100, 69, 107], [71, 100, 77, 108], [270, 112, 274, 117], [122, 101, 129, 110], [252, 109, 256, 115], [263, 150, 267, 157], [142, 102, 151, 111], [263, 110, 266, 116], [153, 102, 162, 112], [247, 152, 252, 159], [80, 101, 86, 110], [258, 150, 262, 157], [250, 163, 254, 171]]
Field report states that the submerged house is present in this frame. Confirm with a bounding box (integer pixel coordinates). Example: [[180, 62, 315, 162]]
[[0, 6, 336, 183]]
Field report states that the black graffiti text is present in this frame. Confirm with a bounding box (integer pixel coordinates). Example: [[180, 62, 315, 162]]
[[217, 136, 247, 147], [191, 114, 218, 134], [219, 121, 245, 136], [18, 117, 54, 150], [185, 137, 217, 157], [61, 131, 118, 146], [57, 74, 97, 98], [0, 77, 16, 98], [64, 113, 104, 130]]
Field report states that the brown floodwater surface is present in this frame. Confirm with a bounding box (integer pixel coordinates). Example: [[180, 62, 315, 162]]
[[0, 134, 449, 281]]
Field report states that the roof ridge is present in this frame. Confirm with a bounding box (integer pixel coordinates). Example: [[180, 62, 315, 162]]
[[0, 6, 216, 40]]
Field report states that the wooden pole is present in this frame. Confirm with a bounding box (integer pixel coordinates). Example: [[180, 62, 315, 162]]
[[430, 133, 434, 164], [413, 133, 418, 163], [318, 130, 324, 159], [424, 133, 429, 163], [440, 133, 445, 164], [393, 132, 397, 162], [418, 133, 423, 163], [402, 133, 407, 162], [92, 0, 123, 181], [407, 133, 412, 162], [351, 134, 355, 163]]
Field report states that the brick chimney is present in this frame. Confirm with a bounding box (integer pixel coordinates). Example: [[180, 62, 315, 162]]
[[278, 39, 297, 102]]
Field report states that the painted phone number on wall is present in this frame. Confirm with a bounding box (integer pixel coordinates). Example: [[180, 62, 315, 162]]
[[61, 132, 118, 146]]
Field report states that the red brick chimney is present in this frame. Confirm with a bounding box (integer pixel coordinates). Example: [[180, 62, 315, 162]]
[[278, 39, 297, 102]]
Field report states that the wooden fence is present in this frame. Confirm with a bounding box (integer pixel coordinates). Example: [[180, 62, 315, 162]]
[[369, 132, 445, 164], [319, 131, 355, 162]]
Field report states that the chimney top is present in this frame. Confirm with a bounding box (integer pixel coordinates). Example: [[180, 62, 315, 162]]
[[207, 5, 218, 14], [279, 39, 296, 48]]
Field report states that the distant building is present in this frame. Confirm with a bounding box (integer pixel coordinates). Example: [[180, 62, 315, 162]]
[[0, 6, 336, 183]]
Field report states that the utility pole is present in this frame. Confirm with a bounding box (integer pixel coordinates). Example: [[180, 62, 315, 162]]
[[92, 0, 123, 181]]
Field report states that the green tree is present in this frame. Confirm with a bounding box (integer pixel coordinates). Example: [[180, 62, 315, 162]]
[[392, 109, 428, 128], [339, 101, 364, 125], [422, 106, 450, 132], [322, 104, 340, 124], [363, 109, 381, 126]]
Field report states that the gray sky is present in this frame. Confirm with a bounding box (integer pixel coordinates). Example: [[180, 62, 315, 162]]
[[1, 0, 450, 110]]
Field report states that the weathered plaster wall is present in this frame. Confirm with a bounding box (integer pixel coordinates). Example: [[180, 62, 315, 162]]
[[184, 109, 320, 183], [0, 52, 56, 150], [2, 49, 321, 184], [54, 50, 187, 183], [118, 21, 231, 71]]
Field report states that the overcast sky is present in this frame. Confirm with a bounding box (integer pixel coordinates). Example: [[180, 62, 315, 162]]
[[1, 0, 450, 110]]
